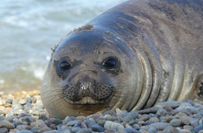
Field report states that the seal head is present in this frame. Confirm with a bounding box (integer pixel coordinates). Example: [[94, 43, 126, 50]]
[[41, 25, 142, 118]]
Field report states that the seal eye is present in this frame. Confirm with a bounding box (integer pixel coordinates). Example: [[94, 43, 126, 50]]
[[55, 59, 72, 79], [59, 60, 71, 71], [102, 57, 119, 70]]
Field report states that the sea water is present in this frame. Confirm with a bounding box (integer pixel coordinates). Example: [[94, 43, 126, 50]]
[[0, 0, 125, 92]]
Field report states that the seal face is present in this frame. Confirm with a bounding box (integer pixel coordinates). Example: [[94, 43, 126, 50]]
[[53, 29, 122, 105]]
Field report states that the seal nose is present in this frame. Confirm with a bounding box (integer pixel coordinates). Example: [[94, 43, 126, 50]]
[[80, 82, 91, 91], [78, 76, 93, 96], [79, 81, 91, 96]]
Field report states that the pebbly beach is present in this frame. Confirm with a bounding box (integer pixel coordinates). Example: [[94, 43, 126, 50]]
[[0, 90, 202, 133]]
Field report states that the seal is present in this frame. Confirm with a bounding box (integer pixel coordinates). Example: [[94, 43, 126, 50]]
[[41, 0, 203, 118]]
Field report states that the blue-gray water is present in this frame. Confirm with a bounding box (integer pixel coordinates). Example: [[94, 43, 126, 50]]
[[0, 0, 125, 92]]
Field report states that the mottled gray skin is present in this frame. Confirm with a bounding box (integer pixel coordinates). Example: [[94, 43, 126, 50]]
[[41, 0, 203, 118]]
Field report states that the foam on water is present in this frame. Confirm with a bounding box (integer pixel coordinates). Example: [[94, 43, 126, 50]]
[[0, 0, 126, 91]]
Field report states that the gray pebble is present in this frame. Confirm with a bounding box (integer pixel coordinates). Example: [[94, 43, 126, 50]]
[[56, 129, 71, 133], [162, 126, 179, 133], [175, 102, 198, 114], [43, 130, 57, 133], [194, 124, 203, 133], [19, 99, 27, 105], [84, 118, 96, 128], [139, 114, 150, 121], [91, 123, 104, 132], [0, 128, 8, 133], [125, 127, 139, 133], [183, 125, 193, 130], [77, 128, 92, 133], [199, 130, 203, 133], [170, 119, 182, 127], [16, 130, 32, 133], [157, 108, 168, 116], [149, 122, 171, 130], [121, 112, 138, 123], [148, 117, 159, 123], [148, 126, 157, 133], [177, 129, 191, 133], [180, 116, 190, 125], [71, 127, 81, 133], [0, 120, 14, 129], [104, 121, 125, 132], [16, 125, 29, 130], [66, 120, 80, 126]]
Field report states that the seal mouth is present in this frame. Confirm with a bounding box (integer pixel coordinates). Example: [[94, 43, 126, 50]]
[[64, 96, 111, 105], [63, 81, 115, 105]]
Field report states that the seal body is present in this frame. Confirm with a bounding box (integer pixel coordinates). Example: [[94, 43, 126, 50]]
[[41, 0, 203, 118]]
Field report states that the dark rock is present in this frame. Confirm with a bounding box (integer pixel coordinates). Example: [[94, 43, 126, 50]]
[[0, 128, 8, 133], [91, 124, 104, 132], [104, 121, 125, 132], [170, 119, 182, 127], [0, 120, 14, 129]]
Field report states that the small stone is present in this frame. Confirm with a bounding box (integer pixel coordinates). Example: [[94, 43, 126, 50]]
[[157, 108, 168, 116], [84, 118, 96, 128], [148, 126, 157, 133], [121, 112, 138, 123], [103, 114, 117, 121], [174, 112, 187, 118], [175, 102, 198, 114], [162, 126, 179, 133], [43, 130, 57, 133], [31, 120, 51, 132], [125, 127, 139, 133], [132, 124, 140, 130], [16, 125, 29, 130], [139, 114, 150, 121], [149, 122, 171, 130], [17, 130, 32, 133], [77, 128, 92, 133], [71, 127, 81, 133], [170, 119, 182, 127], [199, 130, 203, 133], [0, 120, 14, 129], [148, 117, 159, 123], [19, 99, 27, 105], [31, 127, 40, 133], [180, 116, 190, 125], [91, 124, 104, 132], [56, 129, 71, 133], [96, 119, 105, 127], [194, 124, 203, 133], [6, 99, 13, 105], [190, 118, 199, 127], [19, 116, 34, 125], [66, 120, 80, 126], [183, 125, 193, 130], [177, 129, 191, 133], [104, 121, 125, 132], [0, 128, 8, 133]]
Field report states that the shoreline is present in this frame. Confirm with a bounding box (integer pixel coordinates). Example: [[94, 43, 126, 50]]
[[0, 90, 202, 132]]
